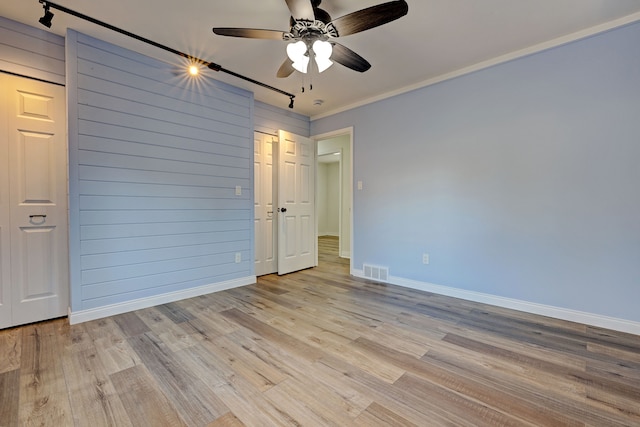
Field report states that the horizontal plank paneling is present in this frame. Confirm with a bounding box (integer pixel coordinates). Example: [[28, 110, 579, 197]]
[[80, 230, 250, 255], [79, 209, 251, 225], [78, 136, 250, 169], [77, 88, 250, 137], [81, 241, 249, 270], [80, 220, 249, 240], [78, 105, 249, 147], [81, 270, 250, 310], [78, 121, 250, 154], [67, 30, 255, 312], [0, 17, 65, 84], [80, 261, 252, 299], [76, 72, 251, 123], [78, 181, 247, 200], [254, 100, 310, 136], [78, 195, 249, 211], [81, 251, 251, 286]]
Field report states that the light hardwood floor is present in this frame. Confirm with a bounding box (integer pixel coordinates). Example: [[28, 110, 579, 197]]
[[1, 235, 639, 426]]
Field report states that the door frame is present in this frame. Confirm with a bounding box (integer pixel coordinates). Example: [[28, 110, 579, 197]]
[[312, 127, 354, 275]]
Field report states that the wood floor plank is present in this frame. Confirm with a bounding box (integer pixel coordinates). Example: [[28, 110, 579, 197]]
[[315, 353, 478, 427], [206, 411, 246, 427], [0, 369, 20, 427], [175, 344, 299, 426], [127, 332, 229, 425], [353, 402, 418, 427], [83, 318, 142, 376], [209, 334, 288, 392], [220, 308, 324, 362], [0, 328, 21, 374], [112, 311, 151, 338], [394, 372, 534, 427], [155, 302, 196, 324], [62, 348, 133, 426], [225, 329, 374, 417], [18, 321, 73, 426], [110, 365, 187, 427], [352, 337, 582, 426], [135, 306, 201, 353]]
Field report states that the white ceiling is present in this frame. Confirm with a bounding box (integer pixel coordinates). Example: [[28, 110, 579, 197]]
[[2, 0, 640, 118]]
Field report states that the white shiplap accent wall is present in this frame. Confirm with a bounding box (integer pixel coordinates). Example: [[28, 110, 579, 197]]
[[0, 16, 65, 84], [66, 30, 255, 319], [254, 100, 310, 137]]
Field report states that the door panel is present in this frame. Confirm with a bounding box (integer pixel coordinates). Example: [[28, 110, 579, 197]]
[[0, 85, 9, 328], [1, 74, 69, 328], [254, 132, 277, 276], [277, 130, 316, 275]]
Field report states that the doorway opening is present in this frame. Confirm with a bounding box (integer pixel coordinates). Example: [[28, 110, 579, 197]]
[[314, 127, 353, 274]]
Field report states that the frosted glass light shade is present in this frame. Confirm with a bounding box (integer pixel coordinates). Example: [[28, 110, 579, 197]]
[[312, 40, 333, 73], [287, 41, 309, 73]]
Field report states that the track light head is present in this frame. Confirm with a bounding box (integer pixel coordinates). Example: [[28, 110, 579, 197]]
[[39, 2, 54, 28]]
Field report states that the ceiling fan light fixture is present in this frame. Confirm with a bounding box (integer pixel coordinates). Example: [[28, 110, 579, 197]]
[[287, 41, 309, 73], [312, 40, 333, 73]]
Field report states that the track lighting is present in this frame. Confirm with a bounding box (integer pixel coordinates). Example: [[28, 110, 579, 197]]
[[33, 0, 294, 108], [38, 1, 54, 28]]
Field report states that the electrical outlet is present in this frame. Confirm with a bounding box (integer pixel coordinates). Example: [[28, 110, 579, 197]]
[[422, 253, 430, 265], [235, 186, 242, 196], [235, 252, 241, 263]]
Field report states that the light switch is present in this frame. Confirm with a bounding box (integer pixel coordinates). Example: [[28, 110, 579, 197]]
[[235, 186, 242, 196], [357, 181, 363, 190]]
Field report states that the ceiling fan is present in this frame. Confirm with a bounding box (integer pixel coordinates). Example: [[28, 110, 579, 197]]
[[212, 0, 409, 78]]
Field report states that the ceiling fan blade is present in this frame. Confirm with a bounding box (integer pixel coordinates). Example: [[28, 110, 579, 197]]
[[284, 0, 315, 21], [330, 0, 408, 37], [331, 43, 371, 72], [277, 57, 295, 78], [212, 28, 286, 40]]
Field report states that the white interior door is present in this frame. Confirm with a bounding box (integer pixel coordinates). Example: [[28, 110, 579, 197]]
[[0, 74, 69, 329], [0, 79, 10, 328], [254, 132, 277, 276], [277, 130, 316, 275]]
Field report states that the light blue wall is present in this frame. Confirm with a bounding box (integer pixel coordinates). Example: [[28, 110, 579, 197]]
[[66, 30, 256, 311], [312, 22, 640, 322], [0, 16, 65, 84]]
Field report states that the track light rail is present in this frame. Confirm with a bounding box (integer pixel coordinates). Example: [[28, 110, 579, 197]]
[[38, 0, 296, 108]]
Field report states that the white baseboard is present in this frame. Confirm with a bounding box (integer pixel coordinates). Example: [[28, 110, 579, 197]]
[[352, 269, 640, 336], [69, 276, 256, 325]]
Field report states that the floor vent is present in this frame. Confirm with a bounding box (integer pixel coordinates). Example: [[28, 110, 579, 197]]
[[363, 264, 389, 282]]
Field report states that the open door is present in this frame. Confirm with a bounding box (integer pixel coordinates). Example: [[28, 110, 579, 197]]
[[277, 130, 316, 275]]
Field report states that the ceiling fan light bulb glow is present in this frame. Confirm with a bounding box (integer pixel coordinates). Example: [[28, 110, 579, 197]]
[[188, 65, 199, 76], [312, 40, 333, 73], [287, 41, 310, 73], [287, 41, 307, 62]]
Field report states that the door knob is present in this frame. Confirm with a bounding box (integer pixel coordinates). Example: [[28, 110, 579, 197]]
[[278, 207, 287, 213]]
